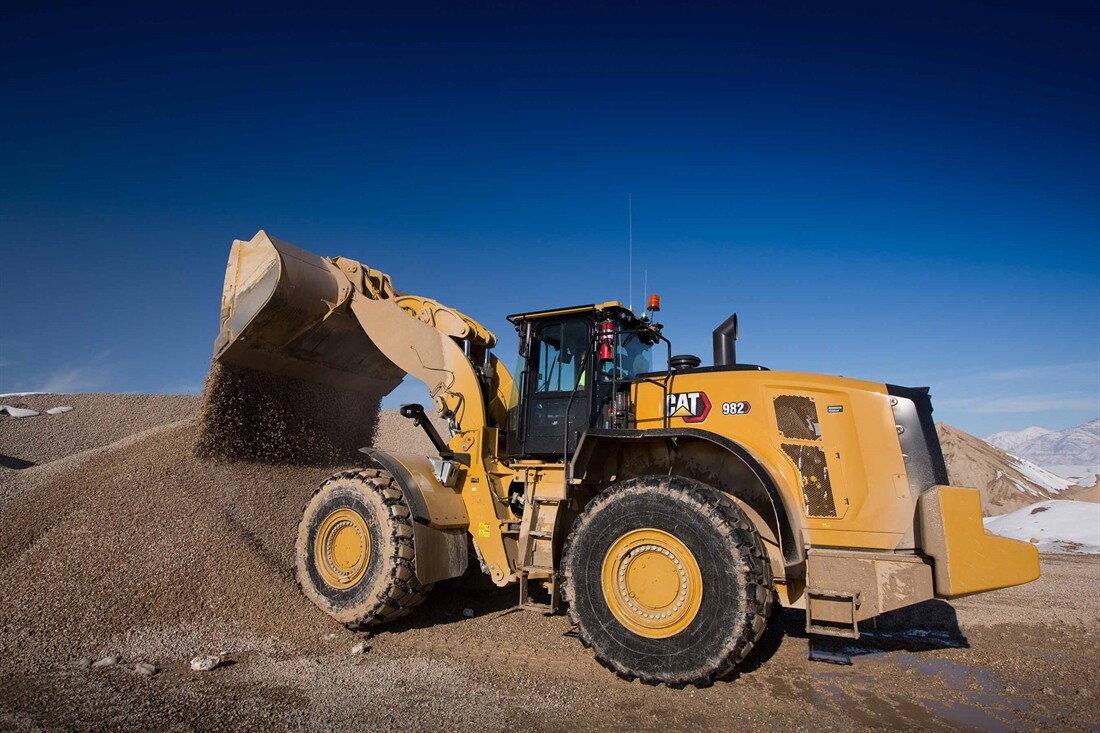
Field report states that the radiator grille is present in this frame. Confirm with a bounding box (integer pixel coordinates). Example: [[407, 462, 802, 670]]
[[774, 395, 821, 440], [782, 443, 837, 517]]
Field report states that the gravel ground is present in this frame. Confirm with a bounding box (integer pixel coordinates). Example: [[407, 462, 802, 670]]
[[0, 393, 197, 469], [1, 394, 1097, 732]]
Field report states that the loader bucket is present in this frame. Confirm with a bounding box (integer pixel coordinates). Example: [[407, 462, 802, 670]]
[[213, 230, 406, 395]]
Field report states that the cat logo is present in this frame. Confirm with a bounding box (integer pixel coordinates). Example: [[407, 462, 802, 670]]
[[666, 391, 711, 423]]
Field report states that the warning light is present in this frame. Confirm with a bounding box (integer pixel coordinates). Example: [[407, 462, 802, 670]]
[[647, 294, 661, 312]]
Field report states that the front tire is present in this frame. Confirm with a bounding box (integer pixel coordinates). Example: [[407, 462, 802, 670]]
[[296, 469, 431, 628], [562, 475, 773, 687]]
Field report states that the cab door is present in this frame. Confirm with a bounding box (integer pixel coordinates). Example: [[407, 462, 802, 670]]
[[521, 317, 594, 456]]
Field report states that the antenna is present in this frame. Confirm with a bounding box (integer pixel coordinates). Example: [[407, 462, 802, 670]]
[[628, 193, 633, 311]]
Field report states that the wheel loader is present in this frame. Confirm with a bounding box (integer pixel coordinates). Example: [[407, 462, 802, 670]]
[[212, 230, 1039, 687]]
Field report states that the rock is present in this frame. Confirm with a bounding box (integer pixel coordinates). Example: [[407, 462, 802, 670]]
[[189, 654, 225, 672], [78, 656, 92, 669], [133, 662, 157, 677], [462, 608, 475, 618], [325, 632, 338, 640], [0, 406, 40, 418], [91, 655, 119, 668], [350, 642, 369, 655], [46, 406, 74, 415]]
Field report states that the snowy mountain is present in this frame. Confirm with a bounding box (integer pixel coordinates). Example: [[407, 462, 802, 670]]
[[985, 419, 1100, 487], [985, 425, 1054, 456], [937, 423, 1075, 516]]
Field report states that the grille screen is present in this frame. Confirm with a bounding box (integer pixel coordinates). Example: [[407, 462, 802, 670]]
[[782, 443, 837, 517], [774, 395, 821, 440]]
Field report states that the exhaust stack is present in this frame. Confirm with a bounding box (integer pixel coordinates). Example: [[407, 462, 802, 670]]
[[712, 313, 738, 367]]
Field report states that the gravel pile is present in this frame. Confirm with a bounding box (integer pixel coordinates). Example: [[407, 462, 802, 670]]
[[0, 393, 198, 469], [0, 376, 433, 673], [0, 421, 342, 666]]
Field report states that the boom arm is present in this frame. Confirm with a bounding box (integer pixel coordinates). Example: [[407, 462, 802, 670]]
[[215, 231, 521, 585]]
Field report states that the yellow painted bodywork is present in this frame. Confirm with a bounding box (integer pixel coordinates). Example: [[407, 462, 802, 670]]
[[632, 370, 1039, 601], [376, 452, 469, 528], [633, 370, 915, 551], [918, 486, 1040, 597]]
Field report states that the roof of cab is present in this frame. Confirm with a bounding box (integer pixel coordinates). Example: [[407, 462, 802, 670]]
[[506, 301, 634, 324]]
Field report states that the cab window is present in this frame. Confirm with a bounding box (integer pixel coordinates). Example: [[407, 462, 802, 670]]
[[535, 320, 590, 392]]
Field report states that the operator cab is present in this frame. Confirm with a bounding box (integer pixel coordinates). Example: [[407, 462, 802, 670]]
[[506, 302, 664, 457]]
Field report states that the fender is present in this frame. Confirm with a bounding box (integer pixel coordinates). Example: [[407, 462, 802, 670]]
[[362, 449, 469, 585], [570, 428, 803, 566]]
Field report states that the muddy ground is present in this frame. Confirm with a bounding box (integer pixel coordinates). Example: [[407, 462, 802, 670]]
[[0, 395, 1097, 732]]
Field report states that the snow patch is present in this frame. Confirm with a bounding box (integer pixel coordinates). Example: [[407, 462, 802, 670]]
[[1009, 458, 1074, 494], [46, 406, 73, 415], [1046, 465, 1100, 487], [0, 405, 40, 418], [984, 500, 1100, 554], [1008, 477, 1041, 497]]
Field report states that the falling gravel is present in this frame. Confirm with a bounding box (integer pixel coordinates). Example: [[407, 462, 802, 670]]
[[194, 362, 385, 465]]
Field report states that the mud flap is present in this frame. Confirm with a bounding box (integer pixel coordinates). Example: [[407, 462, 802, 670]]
[[411, 524, 469, 585], [364, 448, 470, 585]]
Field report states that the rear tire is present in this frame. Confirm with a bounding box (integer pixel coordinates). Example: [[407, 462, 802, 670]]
[[562, 475, 773, 687], [296, 468, 431, 628]]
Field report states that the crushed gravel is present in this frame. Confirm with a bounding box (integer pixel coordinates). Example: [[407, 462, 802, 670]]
[[1, 392, 1097, 732], [0, 393, 197, 469]]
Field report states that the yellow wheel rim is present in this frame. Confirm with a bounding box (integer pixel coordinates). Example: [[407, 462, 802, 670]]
[[314, 508, 371, 588], [601, 528, 703, 639]]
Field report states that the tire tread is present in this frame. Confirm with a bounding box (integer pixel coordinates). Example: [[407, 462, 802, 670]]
[[561, 475, 773, 688], [296, 468, 431, 629]]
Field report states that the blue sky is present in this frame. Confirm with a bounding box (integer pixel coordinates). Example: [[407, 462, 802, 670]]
[[1, 2, 1097, 437]]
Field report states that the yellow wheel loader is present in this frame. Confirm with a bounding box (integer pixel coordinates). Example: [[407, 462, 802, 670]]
[[213, 230, 1039, 687]]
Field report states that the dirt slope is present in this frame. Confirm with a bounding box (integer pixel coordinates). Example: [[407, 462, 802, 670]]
[[936, 423, 1074, 515], [1062, 483, 1100, 502]]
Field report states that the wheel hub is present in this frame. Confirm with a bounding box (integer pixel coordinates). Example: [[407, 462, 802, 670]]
[[601, 528, 703, 638], [315, 508, 371, 588]]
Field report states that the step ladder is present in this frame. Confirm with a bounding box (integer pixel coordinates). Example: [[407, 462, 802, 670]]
[[517, 494, 564, 614], [805, 588, 861, 639]]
